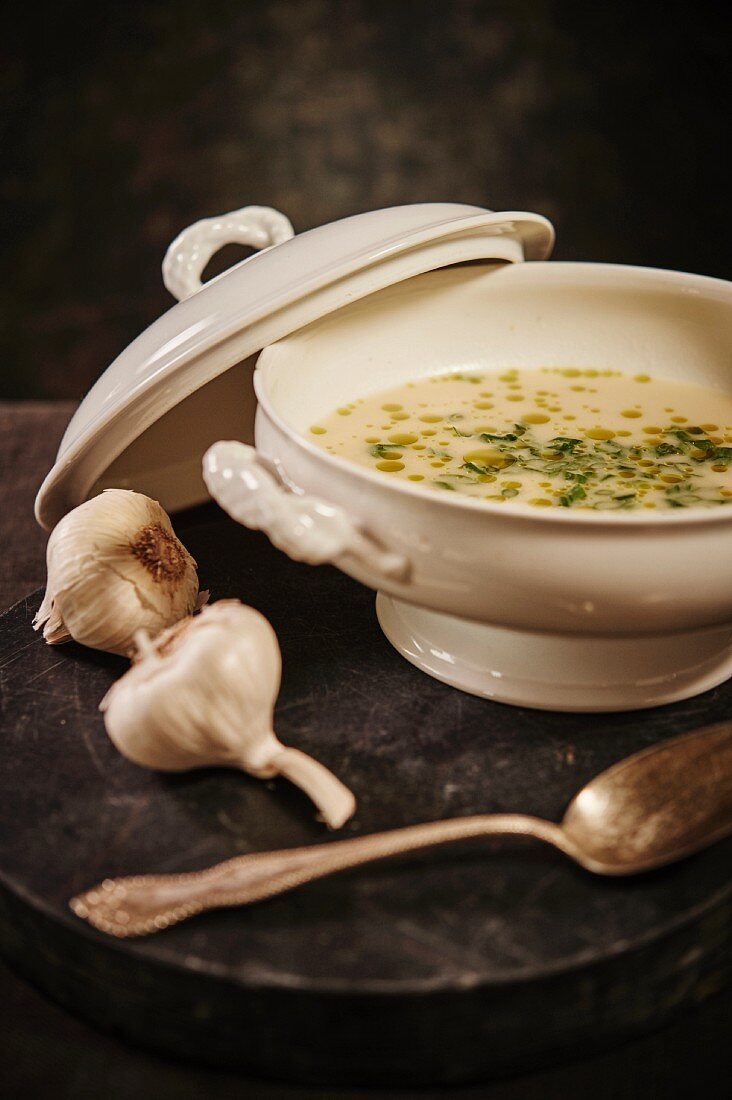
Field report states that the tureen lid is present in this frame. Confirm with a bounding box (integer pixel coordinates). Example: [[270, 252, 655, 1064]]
[[35, 202, 554, 529]]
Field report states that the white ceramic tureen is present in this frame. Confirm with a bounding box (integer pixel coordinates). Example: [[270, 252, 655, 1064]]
[[36, 203, 732, 712]]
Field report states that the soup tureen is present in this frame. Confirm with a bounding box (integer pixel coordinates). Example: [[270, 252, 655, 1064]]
[[36, 204, 732, 712]]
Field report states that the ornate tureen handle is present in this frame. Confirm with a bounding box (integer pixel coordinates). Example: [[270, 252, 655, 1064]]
[[162, 205, 295, 301], [203, 441, 410, 581]]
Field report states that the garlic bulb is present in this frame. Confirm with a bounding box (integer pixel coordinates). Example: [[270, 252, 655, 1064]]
[[100, 600, 356, 829], [34, 489, 200, 657]]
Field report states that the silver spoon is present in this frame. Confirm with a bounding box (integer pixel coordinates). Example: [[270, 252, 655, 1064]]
[[70, 721, 732, 938]]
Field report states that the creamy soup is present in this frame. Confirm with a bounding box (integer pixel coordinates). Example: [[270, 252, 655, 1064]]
[[308, 368, 732, 510]]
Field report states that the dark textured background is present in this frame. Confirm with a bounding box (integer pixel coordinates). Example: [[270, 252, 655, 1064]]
[[2, 0, 730, 400]]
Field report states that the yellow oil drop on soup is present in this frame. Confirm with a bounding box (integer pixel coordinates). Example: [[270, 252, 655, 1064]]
[[310, 369, 732, 510]]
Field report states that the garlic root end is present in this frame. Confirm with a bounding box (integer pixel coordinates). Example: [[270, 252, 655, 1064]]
[[270, 748, 356, 829], [33, 591, 70, 644]]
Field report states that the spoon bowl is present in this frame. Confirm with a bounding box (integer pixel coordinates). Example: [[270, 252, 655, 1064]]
[[561, 722, 732, 873]]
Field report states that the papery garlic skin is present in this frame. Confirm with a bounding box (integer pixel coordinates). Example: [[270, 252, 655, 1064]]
[[34, 489, 200, 657], [102, 602, 282, 773], [101, 601, 356, 828]]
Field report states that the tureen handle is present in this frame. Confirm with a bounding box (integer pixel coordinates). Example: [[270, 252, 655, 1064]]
[[203, 441, 410, 582], [162, 206, 295, 301]]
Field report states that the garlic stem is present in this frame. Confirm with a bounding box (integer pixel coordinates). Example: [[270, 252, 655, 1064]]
[[133, 629, 158, 662], [269, 747, 356, 830]]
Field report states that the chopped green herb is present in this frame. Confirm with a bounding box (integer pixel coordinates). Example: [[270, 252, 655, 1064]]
[[480, 431, 519, 443], [558, 483, 587, 507], [547, 437, 583, 453], [369, 443, 403, 459], [655, 442, 681, 456], [462, 460, 491, 475]]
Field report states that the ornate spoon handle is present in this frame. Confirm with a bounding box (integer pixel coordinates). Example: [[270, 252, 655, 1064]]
[[70, 814, 569, 938]]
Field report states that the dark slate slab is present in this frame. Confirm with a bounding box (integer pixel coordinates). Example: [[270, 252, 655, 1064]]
[[0, 504, 730, 1086]]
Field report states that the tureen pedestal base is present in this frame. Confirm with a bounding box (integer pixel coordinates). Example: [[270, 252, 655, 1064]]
[[376, 595, 732, 712]]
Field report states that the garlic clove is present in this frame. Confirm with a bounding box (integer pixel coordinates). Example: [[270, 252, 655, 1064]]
[[34, 489, 200, 657], [101, 600, 356, 828]]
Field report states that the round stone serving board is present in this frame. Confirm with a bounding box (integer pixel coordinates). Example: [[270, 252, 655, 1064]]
[[0, 504, 730, 1087]]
